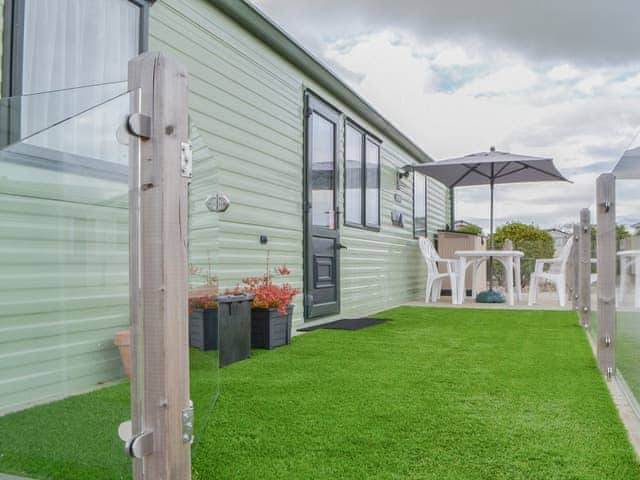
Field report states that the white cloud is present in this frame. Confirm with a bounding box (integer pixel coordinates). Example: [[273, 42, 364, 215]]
[[251, 0, 640, 229], [576, 73, 609, 95], [431, 44, 481, 67], [252, 0, 640, 65], [457, 65, 539, 96], [547, 64, 581, 82]]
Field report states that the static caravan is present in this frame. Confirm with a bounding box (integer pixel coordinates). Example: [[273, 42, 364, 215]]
[[0, 0, 450, 414]]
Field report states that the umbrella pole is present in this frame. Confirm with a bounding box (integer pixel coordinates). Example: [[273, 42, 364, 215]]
[[489, 178, 495, 290]]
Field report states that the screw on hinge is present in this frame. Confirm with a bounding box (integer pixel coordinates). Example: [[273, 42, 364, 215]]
[[583, 306, 589, 313], [583, 323, 590, 330]]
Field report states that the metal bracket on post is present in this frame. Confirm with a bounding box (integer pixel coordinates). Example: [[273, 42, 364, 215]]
[[118, 421, 154, 458], [128, 113, 151, 139], [127, 431, 154, 459]]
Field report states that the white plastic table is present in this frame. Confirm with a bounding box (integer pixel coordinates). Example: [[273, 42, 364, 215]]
[[455, 250, 524, 306], [617, 250, 640, 308]]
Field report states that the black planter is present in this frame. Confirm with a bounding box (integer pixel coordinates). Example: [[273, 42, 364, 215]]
[[189, 294, 254, 367], [189, 308, 218, 351], [251, 305, 294, 349]]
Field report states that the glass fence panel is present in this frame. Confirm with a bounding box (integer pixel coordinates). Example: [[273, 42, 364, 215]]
[[615, 163, 640, 408], [187, 120, 220, 453], [0, 89, 132, 479]]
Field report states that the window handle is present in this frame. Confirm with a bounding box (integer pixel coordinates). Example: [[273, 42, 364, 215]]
[[337, 243, 348, 250]]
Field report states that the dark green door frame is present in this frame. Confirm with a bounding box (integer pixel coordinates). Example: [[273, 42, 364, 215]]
[[303, 91, 341, 320]]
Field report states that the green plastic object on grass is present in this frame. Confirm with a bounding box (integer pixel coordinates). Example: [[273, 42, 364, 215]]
[[476, 289, 506, 303]]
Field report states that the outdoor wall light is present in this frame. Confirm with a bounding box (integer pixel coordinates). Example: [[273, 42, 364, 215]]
[[396, 168, 411, 189]]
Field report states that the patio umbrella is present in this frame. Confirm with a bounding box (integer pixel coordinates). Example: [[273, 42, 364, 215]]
[[410, 147, 570, 302]]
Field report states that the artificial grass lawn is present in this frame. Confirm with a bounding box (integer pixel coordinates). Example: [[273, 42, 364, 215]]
[[1, 307, 639, 479]]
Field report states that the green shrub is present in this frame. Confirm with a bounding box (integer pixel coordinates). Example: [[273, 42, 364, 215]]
[[492, 222, 555, 287], [456, 223, 483, 235]]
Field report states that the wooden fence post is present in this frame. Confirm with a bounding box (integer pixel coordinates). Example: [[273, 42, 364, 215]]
[[596, 174, 616, 379], [128, 51, 191, 479], [570, 223, 580, 312], [578, 209, 591, 329]]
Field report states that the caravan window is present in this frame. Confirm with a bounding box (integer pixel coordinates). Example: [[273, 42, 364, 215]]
[[5, 0, 147, 96], [414, 172, 427, 238], [344, 121, 381, 230]]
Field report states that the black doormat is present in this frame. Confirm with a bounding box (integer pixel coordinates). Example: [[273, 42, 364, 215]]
[[297, 318, 387, 332]]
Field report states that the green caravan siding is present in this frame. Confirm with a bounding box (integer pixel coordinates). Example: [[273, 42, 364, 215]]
[[428, 177, 451, 237], [337, 143, 426, 317], [150, 0, 304, 306], [0, 179, 129, 415], [0, 2, 131, 415], [149, 0, 449, 325]]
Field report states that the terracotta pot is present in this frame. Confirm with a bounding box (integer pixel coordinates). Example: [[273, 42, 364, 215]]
[[114, 329, 131, 380]]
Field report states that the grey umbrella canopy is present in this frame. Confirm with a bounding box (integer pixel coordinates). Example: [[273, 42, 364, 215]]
[[412, 148, 568, 188], [410, 147, 569, 297]]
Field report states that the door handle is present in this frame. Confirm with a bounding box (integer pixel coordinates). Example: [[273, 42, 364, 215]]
[[337, 243, 348, 250]]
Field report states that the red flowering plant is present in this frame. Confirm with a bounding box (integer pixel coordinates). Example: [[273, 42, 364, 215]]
[[230, 254, 300, 314]]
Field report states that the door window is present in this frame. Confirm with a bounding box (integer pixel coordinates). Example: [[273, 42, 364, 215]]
[[311, 113, 336, 229]]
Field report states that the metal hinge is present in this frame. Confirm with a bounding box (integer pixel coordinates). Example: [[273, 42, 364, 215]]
[[181, 142, 193, 178], [606, 367, 613, 380], [182, 401, 194, 444], [128, 113, 151, 139], [603, 335, 612, 347]]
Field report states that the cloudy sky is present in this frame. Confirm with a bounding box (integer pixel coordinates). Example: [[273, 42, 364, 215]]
[[251, 0, 640, 231]]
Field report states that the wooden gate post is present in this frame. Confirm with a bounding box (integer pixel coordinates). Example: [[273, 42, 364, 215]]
[[578, 209, 591, 329], [128, 51, 191, 479], [596, 174, 616, 378], [570, 223, 580, 312]]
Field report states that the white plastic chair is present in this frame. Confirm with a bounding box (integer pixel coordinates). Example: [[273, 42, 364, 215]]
[[418, 237, 458, 304], [528, 236, 574, 307]]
